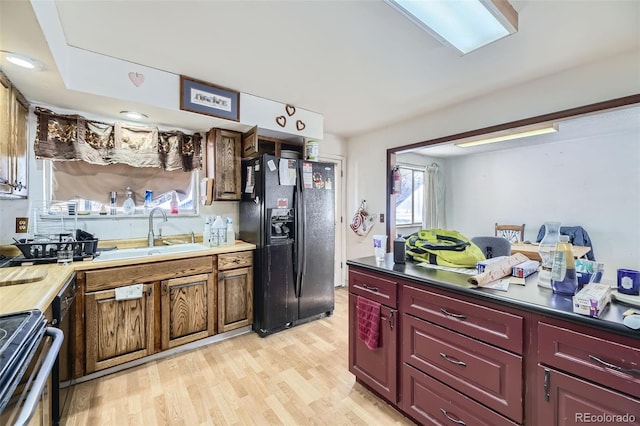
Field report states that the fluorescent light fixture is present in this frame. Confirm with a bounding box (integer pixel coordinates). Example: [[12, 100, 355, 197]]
[[385, 0, 518, 54], [120, 110, 148, 120], [1, 51, 46, 71], [455, 123, 558, 148]]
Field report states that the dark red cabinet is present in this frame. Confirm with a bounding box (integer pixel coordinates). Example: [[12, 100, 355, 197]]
[[348, 270, 398, 404], [537, 366, 640, 426]]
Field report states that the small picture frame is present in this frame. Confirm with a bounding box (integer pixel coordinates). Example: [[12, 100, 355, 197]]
[[180, 76, 240, 121]]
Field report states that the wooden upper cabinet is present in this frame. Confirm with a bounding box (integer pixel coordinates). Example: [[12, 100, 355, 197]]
[[242, 125, 259, 158], [206, 128, 241, 201], [0, 71, 29, 198]]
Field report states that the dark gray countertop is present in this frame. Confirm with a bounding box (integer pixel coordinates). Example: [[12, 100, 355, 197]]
[[347, 254, 640, 340]]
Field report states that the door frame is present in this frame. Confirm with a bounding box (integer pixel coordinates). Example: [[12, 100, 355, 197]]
[[318, 153, 346, 287]]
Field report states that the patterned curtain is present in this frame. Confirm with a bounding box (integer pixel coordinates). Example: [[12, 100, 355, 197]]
[[34, 107, 201, 172]]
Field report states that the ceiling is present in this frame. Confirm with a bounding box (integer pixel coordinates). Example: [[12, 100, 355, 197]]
[[0, 0, 639, 139]]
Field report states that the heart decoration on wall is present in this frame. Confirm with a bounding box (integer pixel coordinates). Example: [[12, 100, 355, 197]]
[[128, 72, 145, 87], [296, 120, 306, 131], [276, 116, 287, 128], [286, 104, 296, 117]]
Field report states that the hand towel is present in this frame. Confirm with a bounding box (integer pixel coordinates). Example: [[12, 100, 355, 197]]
[[357, 295, 381, 350]]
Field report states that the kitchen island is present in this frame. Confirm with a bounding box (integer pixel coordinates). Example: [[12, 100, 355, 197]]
[[347, 254, 639, 426]]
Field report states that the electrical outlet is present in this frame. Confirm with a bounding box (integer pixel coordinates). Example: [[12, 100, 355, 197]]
[[380, 213, 385, 223], [15, 217, 29, 233]]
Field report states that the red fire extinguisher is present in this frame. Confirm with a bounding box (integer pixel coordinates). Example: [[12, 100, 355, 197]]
[[392, 166, 401, 195]]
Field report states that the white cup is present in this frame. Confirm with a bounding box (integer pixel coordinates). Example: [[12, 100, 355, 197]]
[[373, 234, 387, 262]]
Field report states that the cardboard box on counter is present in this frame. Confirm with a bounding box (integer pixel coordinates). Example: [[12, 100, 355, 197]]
[[572, 284, 612, 318], [476, 256, 508, 273], [512, 260, 540, 278]]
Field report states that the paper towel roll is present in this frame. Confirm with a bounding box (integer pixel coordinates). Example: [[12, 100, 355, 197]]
[[468, 253, 529, 286]]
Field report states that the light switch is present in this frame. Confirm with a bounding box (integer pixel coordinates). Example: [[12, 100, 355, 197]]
[[379, 213, 385, 223]]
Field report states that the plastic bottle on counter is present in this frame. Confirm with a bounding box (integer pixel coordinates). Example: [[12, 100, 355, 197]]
[[225, 217, 235, 246], [393, 234, 405, 264], [551, 235, 578, 295], [123, 187, 136, 215], [203, 216, 212, 247], [211, 215, 226, 247]]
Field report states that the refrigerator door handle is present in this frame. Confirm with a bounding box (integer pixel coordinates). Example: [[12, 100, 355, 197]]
[[294, 163, 305, 298]]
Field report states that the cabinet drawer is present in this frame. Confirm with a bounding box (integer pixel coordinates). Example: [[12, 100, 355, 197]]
[[403, 314, 523, 422], [402, 284, 523, 354], [85, 256, 213, 291], [402, 363, 518, 426], [218, 251, 253, 271], [349, 270, 397, 308], [538, 322, 640, 398]]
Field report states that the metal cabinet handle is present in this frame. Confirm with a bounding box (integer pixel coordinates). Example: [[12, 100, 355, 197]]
[[388, 310, 396, 331], [440, 308, 466, 320], [589, 355, 640, 376], [543, 368, 550, 401], [363, 284, 379, 293], [440, 352, 466, 366], [440, 408, 466, 425]]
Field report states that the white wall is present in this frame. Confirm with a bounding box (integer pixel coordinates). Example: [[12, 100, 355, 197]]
[[345, 50, 640, 265], [446, 128, 639, 282]]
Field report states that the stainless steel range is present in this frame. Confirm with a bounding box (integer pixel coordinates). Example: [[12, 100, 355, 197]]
[[0, 310, 63, 425]]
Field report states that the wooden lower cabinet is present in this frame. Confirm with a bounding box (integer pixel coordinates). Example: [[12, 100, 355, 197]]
[[85, 284, 155, 374], [217, 266, 253, 333], [536, 366, 640, 426], [161, 273, 215, 349]]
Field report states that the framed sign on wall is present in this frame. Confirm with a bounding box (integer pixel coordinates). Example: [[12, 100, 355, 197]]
[[180, 76, 240, 121]]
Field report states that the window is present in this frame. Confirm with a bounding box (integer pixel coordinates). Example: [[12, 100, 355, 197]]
[[45, 160, 199, 215], [395, 166, 424, 226]]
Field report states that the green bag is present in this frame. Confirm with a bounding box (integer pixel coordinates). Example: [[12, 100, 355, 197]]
[[406, 229, 486, 268]]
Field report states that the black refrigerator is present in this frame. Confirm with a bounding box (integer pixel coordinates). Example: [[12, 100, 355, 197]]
[[240, 154, 335, 337]]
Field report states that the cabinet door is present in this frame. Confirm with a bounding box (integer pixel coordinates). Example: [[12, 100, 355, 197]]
[[537, 366, 640, 426], [214, 128, 242, 200], [218, 266, 253, 333], [85, 284, 155, 373], [10, 91, 28, 197], [242, 125, 258, 158], [161, 273, 215, 349], [348, 293, 398, 404], [0, 73, 12, 195]]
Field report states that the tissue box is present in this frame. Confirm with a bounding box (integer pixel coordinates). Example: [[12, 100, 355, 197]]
[[477, 256, 508, 273], [512, 260, 540, 278], [572, 284, 612, 318]]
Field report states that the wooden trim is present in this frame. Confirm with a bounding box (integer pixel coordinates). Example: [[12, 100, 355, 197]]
[[388, 94, 640, 154]]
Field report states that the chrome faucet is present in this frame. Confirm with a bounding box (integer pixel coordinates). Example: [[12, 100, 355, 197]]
[[148, 207, 168, 247]]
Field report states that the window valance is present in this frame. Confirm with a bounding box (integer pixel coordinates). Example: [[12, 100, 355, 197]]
[[34, 107, 201, 171]]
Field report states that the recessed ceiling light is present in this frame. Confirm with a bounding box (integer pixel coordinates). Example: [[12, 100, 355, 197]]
[[120, 110, 148, 120], [1, 51, 46, 71]]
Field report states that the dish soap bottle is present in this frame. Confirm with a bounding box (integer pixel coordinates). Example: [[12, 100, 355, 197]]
[[170, 191, 179, 214], [393, 234, 405, 264], [123, 187, 136, 215], [203, 216, 212, 247], [551, 235, 578, 295]]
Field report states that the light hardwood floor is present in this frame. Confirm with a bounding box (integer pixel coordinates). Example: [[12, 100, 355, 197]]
[[63, 287, 414, 425]]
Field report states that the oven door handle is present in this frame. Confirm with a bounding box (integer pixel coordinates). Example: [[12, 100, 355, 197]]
[[14, 327, 63, 426]]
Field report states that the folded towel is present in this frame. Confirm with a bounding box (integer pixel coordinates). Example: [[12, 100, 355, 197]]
[[357, 296, 381, 350]]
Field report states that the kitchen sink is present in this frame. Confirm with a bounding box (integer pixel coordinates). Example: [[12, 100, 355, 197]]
[[93, 243, 209, 262]]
